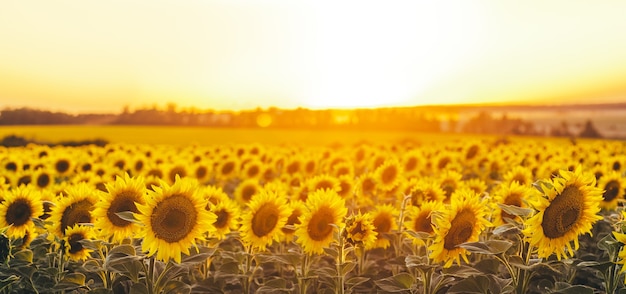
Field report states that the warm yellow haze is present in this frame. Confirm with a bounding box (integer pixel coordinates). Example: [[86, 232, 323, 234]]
[[1, 1, 626, 113]]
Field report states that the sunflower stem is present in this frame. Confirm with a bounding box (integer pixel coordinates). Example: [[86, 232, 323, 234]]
[[299, 253, 310, 294], [147, 256, 155, 294], [336, 227, 346, 294]]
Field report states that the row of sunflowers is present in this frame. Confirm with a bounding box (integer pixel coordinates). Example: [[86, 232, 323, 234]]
[[0, 138, 626, 293]]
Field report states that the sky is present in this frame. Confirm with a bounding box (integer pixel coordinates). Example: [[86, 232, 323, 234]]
[[2, 1, 626, 114]]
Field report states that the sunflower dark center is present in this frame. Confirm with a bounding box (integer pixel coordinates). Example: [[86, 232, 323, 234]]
[[444, 209, 476, 250], [414, 211, 434, 234], [147, 169, 163, 178], [603, 180, 621, 202], [286, 162, 300, 175], [5, 162, 17, 171], [512, 174, 527, 185], [308, 206, 334, 241], [192, 166, 206, 179], [338, 181, 351, 197], [36, 174, 51, 188], [362, 178, 375, 194], [6, 199, 32, 226], [55, 160, 70, 173], [374, 214, 392, 233], [241, 185, 257, 202], [151, 194, 198, 243], [17, 175, 31, 187], [381, 166, 397, 186], [246, 166, 259, 178], [221, 162, 235, 175], [466, 145, 479, 160], [282, 210, 302, 234], [61, 199, 94, 235], [542, 185, 584, 239], [405, 157, 417, 172], [251, 203, 279, 237], [214, 209, 229, 229], [305, 162, 315, 174], [502, 193, 523, 220], [314, 180, 334, 191], [107, 190, 140, 227], [438, 157, 451, 170], [68, 232, 86, 254], [169, 166, 187, 183]]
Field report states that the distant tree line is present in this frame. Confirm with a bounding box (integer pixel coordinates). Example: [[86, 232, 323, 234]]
[[0, 105, 604, 138]]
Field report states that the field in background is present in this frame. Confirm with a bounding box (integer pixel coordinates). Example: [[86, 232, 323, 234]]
[[0, 125, 512, 146]]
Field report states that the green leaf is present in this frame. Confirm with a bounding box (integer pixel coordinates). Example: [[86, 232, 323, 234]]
[[459, 240, 512, 255], [447, 274, 511, 294], [552, 283, 595, 294], [598, 233, 620, 260], [346, 276, 369, 287], [54, 273, 86, 291], [263, 278, 287, 289], [375, 273, 414, 293], [13, 249, 33, 263], [129, 283, 149, 294], [162, 280, 191, 294], [179, 247, 215, 265], [497, 203, 534, 217], [115, 211, 140, 224], [492, 223, 521, 236], [392, 272, 414, 289], [341, 261, 357, 276]]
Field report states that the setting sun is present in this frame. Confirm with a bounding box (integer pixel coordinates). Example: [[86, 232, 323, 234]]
[[1, 1, 626, 113]]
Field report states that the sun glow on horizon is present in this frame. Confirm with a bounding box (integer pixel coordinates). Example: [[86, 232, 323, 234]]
[[1, 1, 626, 113]]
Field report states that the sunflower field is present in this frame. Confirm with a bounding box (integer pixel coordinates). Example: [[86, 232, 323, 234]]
[[1, 137, 626, 293]]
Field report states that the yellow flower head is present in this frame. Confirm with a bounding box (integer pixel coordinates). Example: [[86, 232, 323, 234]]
[[429, 192, 491, 268], [135, 176, 216, 263], [93, 173, 147, 243], [0, 186, 44, 239], [239, 188, 291, 251], [523, 166, 603, 260], [295, 189, 347, 255]]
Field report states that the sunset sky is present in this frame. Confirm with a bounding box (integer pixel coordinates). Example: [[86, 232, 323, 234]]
[[2, 1, 626, 114]]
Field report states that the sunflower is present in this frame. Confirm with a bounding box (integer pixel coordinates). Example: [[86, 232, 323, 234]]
[[438, 170, 463, 202], [343, 212, 377, 249], [64, 224, 95, 261], [295, 189, 347, 255], [165, 164, 189, 184], [241, 159, 263, 180], [404, 178, 446, 206], [491, 182, 536, 226], [503, 166, 534, 186], [281, 200, 306, 242], [356, 172, 377, 198], [50, 153, 74, 177], [461, 178, 488, 196], [48, 183, 98, 238], [375, 159, 402, 191], [216, 158, 239, 180], [135, 177, 216, 263], [32, 167, 55, 190], [596, 171, 625, 210], [523, 166, 603, 260], [404, 201, 444, 246], [401, 150, 422, 177], [336, 175, 355, 199], [613, 231, 626, 283], [429, 192, 491, 268], [0, 186, 43, 239], [369, 204, 398, 249], [234, 179, 261, 206], [93, 174, 146, 243], [239, 189, 291, 251], [210, 197, 241, 240], [307, 174, 340, 193]]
